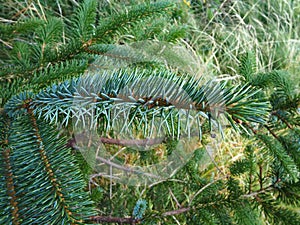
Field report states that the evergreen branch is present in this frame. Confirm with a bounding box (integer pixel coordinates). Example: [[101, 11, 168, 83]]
[[242, 185, 275, 198], [0, 110, 95, 223], [226, 178, 263, 225], [0, 1, 175, 96], [67, 133, 165, 148], [84, 44, 134, 61], [27, 109, 80, 224], [43, 1, 174, 66], [239, 52, 256, 82], [259, 193, 300, 225], [189, 177, 223, 206], [275, 182, 300, 205], [264, 125, 279, 139], [0, 19, 43, 39], [70, 0, 97, 41], [232, 200, 263, 225], [0, 115, 20, 225], [3, 70, 270, 143], [94, 1, 174, 43], [0, 59, 88, 102], [257, 134, 299, 181], [2, 148, 20, 225], [90, 207, 191, 224]]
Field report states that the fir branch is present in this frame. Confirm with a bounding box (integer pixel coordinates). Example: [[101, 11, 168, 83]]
[[0, 110, 95, 223], [44, 1, 175, 66], [239, 52, 256, 82], [0, 116, 20, 225], [70, 0, 97, 41], [20, 70, 270, 139], [0, 0, 176, 98], [189, 177, 223, 206], [0, 59, 88, 101], [259, 193, 300, 225], [257, 134, 299, 182], [27, 109, 80, 224], [2, 148, 20, 225], [94, 1, 174, 43], [264, 125, 279, 139]]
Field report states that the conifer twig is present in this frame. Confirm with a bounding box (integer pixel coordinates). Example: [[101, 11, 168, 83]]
[[162, 207, 191, 216], [99, 137, 165, 147], [272, 111, 293, 129], [189, 177, 223, 206], [90, 216, 140, 224], [96, 156, 160, 179]]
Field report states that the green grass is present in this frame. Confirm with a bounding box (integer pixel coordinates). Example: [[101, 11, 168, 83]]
[[185, 0, 300, 79]]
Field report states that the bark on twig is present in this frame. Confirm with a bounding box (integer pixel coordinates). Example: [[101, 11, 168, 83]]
[[90, 216, 140, 224]]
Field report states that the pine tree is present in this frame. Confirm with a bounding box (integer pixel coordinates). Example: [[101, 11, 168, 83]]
[[0, 0, 299, 224]]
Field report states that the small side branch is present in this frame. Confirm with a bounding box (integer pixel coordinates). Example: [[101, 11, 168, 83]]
[[189, 178, 222, 206], [162, 207, 191, 216], [99, 137, 165, 147], [90, 216, 140, 224], [96, 156, 160, 179], [264, 125, 279, 139], [67, 135, 165, 148], [242, 186, 274, 198], [272, 111, 293, 129]]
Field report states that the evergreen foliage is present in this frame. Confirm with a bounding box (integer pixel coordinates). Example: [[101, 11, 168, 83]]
[[0, 0, 299, 224]]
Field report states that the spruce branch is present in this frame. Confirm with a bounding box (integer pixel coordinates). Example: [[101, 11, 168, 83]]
[[0, 109, 95, 223], [0, 116, 21, 225], [94, 1, 174, 43], [0, 0, 176, 103], [15, 70, 269, 139], [189, 177, 224, 206]]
